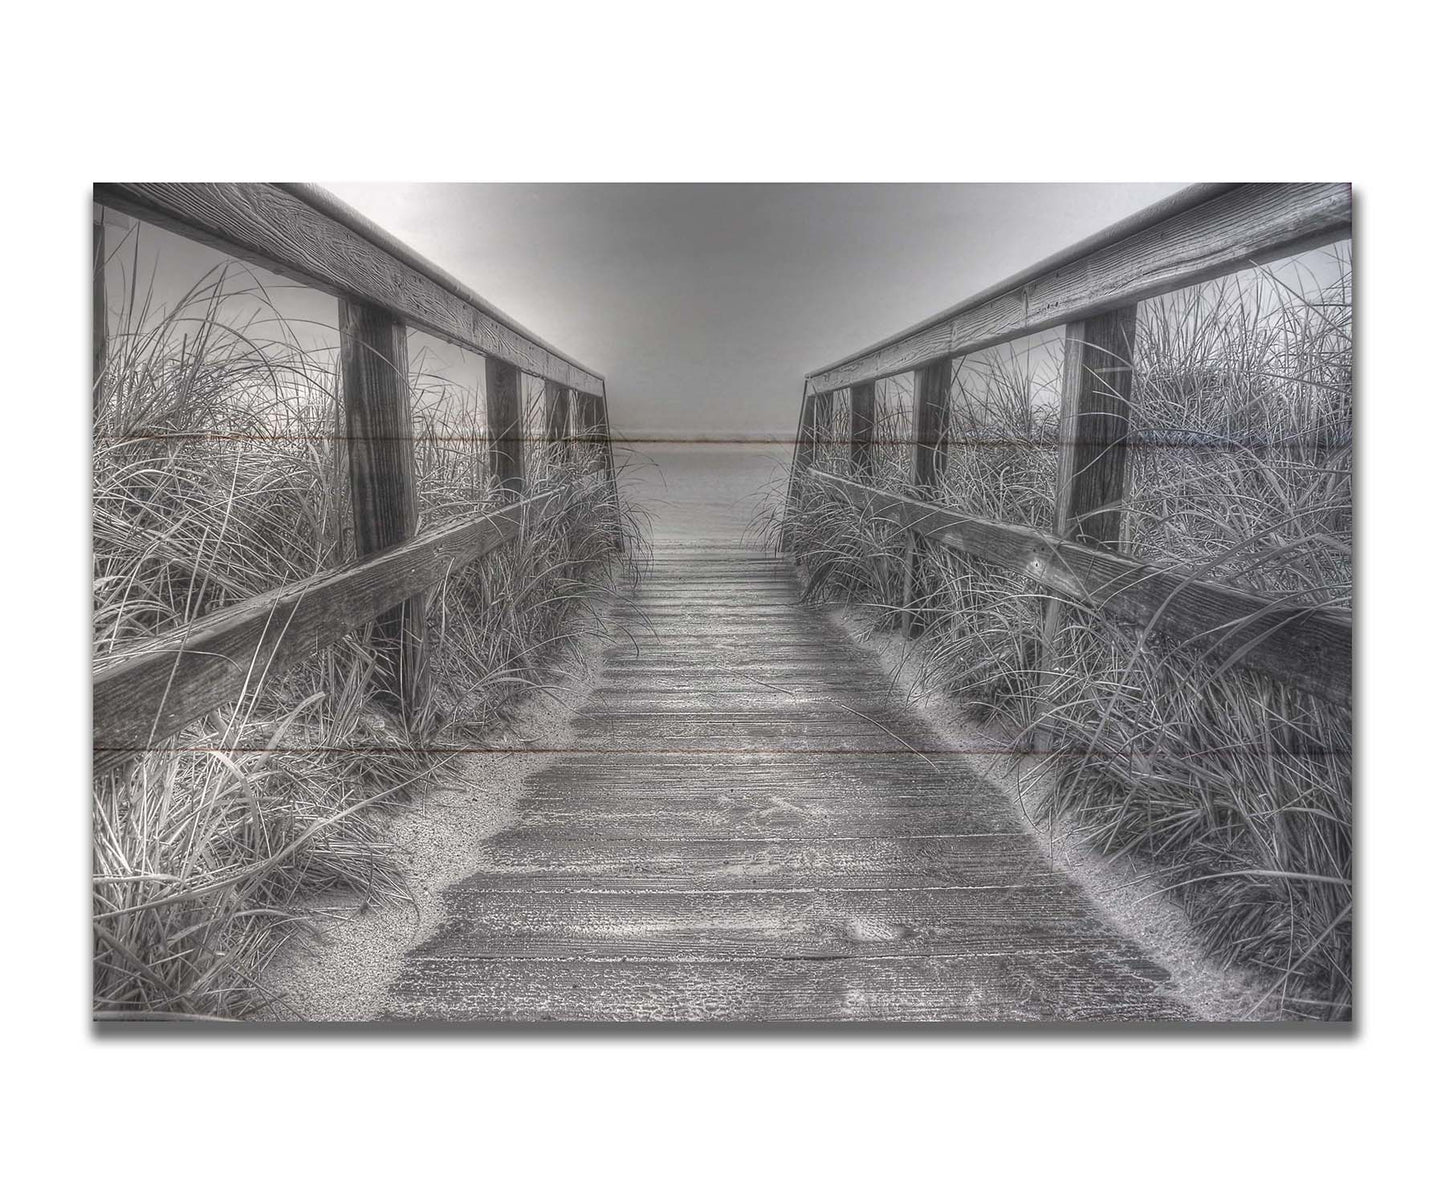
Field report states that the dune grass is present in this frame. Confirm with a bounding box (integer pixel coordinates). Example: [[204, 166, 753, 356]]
[[92, 252, 642, 1018], [777, 248, 1353, 1018]]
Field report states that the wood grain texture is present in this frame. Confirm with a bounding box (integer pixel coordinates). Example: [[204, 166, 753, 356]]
[[339, 298, 429, 720], [92, 489, 575, 769], [92, 182, 604, 394], [910, 360, 951, 497], [416, 885, 1124, 961], [810, 469, 1351, 705], [449, 832, 1047, 892], [388, 951, 1188, 1023], [486, 358, 525, 496], [384, 547, 1190, 1022], [805, 183, 1352, 393]]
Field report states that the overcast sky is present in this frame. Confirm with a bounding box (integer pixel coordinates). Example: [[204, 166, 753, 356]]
[[322, 183, 1184, 437]]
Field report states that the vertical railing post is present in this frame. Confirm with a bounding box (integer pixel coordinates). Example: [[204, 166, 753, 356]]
[[849, 381, 876, 478], [338, 298, 430, 727], [812, 388, 835, 470], [901, 358, 951, 635], [93, 210, 107, 418], [571, 391, 588, 454], [782, 385, 818, 554], [544, 381, 571, 446], [486, 359, 525, 498], [575, 390, 600, 468], [1053, 307, 1138, 549], [570, 389, 623, 548], [543, 380, 572, 476], [598, 383, 625, 549], [1035, 305, 1138, 746]]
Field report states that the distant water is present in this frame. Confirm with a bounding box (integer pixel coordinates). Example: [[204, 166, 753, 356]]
[[615, 441, 793, 549]]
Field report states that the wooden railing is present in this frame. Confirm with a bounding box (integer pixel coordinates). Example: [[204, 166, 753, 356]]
[[93, 183, 623, 770], [783, 182, 1352, 708]]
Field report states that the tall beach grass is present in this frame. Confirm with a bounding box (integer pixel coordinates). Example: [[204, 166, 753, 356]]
[[777, 248, 1353, 1017], [92, 245, 642, 1018]]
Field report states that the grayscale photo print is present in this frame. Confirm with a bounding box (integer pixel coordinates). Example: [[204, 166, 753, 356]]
[[91, 182, 1353, 1024]]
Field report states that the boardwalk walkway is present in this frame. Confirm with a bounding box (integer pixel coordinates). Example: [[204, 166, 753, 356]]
[[385, 537, 1190, 1022]]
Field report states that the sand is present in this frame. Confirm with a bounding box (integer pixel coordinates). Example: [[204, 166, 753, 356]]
[[824, 604, 1277, 1021], [255, 621, 615, 1022]]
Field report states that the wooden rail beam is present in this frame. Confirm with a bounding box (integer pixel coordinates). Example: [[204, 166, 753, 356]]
[[92, 182, 605, 395], [804, 183, 1351, 395], [850, 381, 877, 477], [810, 469, 1351, 706], [338, 299, 430, 725], [92, 489, 582, 770]]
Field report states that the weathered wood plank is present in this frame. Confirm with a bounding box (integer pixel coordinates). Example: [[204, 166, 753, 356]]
[[512, 750, 1023, 839], [486, 358, 525, 496], [92, 182, 604, 394], [416, 885, 1117, 962], [455, 832, 1042, 892], [339, 298, 429, 722], [810, 469, 1351, 705], [387, 948, 1187, 1023], [92, 489, 576, 768], [805, 183, 1352, 394]]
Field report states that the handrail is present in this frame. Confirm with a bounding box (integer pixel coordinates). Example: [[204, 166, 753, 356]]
[[93, 480, 606, 771], [808, 470, 1351, 706], [784, 182, 1353, 707], [279, 184, 601, 384], [803, 183, 1350, 394], [806, 183, 1236, 381], [94, 182, 605, 394], [93, 183, 625, 766]]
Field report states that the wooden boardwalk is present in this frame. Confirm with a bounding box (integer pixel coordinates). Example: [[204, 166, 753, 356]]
[[385, 544, 1191, 1022]]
